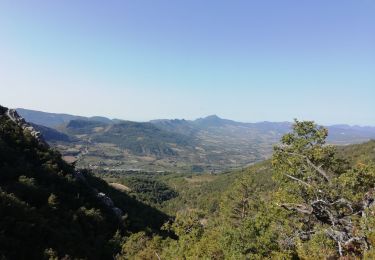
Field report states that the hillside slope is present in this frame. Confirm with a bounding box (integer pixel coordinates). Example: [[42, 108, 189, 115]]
[[337, 139, 375, 165], [0, 106, 168, 259]]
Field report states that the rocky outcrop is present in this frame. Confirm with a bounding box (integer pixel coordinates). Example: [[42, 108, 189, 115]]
[[5, 108, 49, 147], [74, 170, 123, 218], [97, 192, 123, 218], [74, 170, 123, 219]]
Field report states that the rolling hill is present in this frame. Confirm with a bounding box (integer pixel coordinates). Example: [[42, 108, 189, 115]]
[[16, 108, 113, 128]]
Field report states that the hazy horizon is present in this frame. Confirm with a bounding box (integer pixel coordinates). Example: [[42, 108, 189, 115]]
[[11, 106, 375, 127], [1, 1, 374, 125]]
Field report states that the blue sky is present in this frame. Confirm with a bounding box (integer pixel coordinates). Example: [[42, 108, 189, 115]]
[[0, 0, 374, 125]]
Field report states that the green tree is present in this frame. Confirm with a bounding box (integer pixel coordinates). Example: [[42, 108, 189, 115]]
[[218, 172, 293, 259], [272, 119, 375, 257]]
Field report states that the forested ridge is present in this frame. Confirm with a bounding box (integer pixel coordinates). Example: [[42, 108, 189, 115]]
[[1, 104, 374, 259], [0, 106, 169, 259]]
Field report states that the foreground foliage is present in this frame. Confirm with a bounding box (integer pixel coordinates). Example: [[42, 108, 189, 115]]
[[120, 120, 375, 259], [272, 120, 375, 258]]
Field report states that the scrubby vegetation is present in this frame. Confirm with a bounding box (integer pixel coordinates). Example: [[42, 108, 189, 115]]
[[338, 139, 375, 165], [66, 119, 109, 135], [115, 176, 178, 205], [93, 121, 192, 157]]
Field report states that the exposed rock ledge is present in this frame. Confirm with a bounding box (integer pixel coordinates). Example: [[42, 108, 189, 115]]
[[75, 170, 123, 218], [5, 108, 48, 147]]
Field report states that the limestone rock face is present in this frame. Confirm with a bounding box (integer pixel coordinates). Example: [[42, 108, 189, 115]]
[[74, 171, 123, 218], [97, 192, 115, 207], [5, 109, 48, 146], [97, 192, 123, 217]]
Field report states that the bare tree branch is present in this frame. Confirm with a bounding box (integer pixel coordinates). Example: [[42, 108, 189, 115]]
[[283, 173, 311, 187], [305, 157, 330, 182], [279, 203, 313, 214], [283, 151, 331, 182]]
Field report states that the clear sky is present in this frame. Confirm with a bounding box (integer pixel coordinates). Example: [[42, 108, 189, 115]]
[[0, 0, 374, 125]]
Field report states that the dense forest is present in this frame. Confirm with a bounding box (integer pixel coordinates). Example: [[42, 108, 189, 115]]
[[1, 105, 375, 259]]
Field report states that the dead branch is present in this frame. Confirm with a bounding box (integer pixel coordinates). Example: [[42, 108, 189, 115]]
[[305, 157, 330, 182], [283, 173, 311, 187], [279, 203, 313, 214], [283, 151, 330, 182]]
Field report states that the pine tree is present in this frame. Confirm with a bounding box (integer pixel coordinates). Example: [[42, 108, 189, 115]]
[[272, 120, 375, 257]]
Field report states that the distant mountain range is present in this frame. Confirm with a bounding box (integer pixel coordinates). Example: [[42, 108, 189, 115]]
[[16, 108, 113, 128], [16, 108, 375, 172]]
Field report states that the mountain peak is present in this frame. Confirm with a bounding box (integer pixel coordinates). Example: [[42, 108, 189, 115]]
[[204, 114, 222, 120], [194, 114, 238, 127]]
